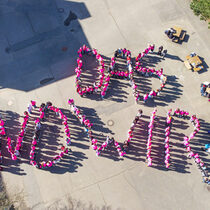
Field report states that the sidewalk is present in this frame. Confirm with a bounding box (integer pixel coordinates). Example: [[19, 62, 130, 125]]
[[0, 0, 210, 209]]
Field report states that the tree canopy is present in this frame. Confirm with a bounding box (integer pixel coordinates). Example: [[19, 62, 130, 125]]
[[190, 0, 210, 28]]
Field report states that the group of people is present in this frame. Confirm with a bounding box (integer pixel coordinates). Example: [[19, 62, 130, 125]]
[[0, 111, 29, 163], [122, 109, 143, 153], [134, 66, 167, 102], [146, 108, 157, 167], [30, 102, 69, 169], [164, 109, 173, 168], [104, 48, 133, 99], [133, 45, 167, 103], [0, 119, 6, 169], [173, 108, 189, 119], [109, 70, 129, 79], [0, 98, 209, 185], [74, 44, 167, 102], [0, 101, 38, 168], [68, 99, 143, 157], [128, 45, 151, 102], [157, 46, 168, 58], [114, 48, 132, 58], [68, 99, 127, 157], [75, 45, 105, 97], [0, 119, 5, 136], [173, 111, 209, 184], [108, 49, 131, 79]]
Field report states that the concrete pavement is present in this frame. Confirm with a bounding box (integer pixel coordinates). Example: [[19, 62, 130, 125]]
[[0, 0, 210, 209]]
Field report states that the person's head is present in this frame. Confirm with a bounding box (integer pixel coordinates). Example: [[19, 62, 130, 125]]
[[139, 109, 142, 114]]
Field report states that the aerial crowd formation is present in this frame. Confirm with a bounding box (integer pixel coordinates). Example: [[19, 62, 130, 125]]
[[75, 44, 167, 102], [0, 45, 209, 185]]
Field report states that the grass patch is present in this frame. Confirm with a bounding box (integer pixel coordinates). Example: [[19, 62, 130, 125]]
[[190, 0, 210, 28]]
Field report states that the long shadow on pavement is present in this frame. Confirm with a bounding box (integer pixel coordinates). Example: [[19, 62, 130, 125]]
[[125, 114, 192, 173]]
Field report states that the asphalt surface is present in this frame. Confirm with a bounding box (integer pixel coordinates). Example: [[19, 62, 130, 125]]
[[0, 0, 210, 209]]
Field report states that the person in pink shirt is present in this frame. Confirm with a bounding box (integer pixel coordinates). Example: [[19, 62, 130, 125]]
[[101, 91, 105, 99], [147, 157, 152, 166], [0, 120, 4, 126], [47, 161, 53, 167], [143, 94, 148, 102], [92, 144, 97, 150]]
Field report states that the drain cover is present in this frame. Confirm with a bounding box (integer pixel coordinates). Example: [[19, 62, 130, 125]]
[[62, 47, 68, 51], [8, 100, 13, 106], [40, 77, 54, 85], [107, 120, 114, 126]]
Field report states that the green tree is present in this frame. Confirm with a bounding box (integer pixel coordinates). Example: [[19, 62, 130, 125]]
[[190, 0, 210, 23]]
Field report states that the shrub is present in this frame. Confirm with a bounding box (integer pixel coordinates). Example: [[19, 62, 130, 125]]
[[190, 0, 210, 21]]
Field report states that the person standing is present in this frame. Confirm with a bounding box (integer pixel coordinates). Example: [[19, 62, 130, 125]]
[[162, 49, 167, 58], [158, 46, 163, 56], [31, 100, 36, 108], [28, 103, 32, 114], [151, 44, 155, 53]]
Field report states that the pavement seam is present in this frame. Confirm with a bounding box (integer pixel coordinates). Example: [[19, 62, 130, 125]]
[[97, 183, 107, 206], [71, 162, 138, 193], [103, 0, 129, 48], [122, 172, 139, 194]]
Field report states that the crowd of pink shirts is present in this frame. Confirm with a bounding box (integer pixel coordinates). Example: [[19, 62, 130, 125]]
[[30, 102, 69, 169], [68, 99, 125, 156], [75, 45, 167, 102], [134, 47, 167, 102], [106, 45, 167, 103], [0, 98, 209, 184], [75, 45, 106, 97], [183, 115, 206, 170], [0, 119, 6, 165], [68, 99, 142, 157], [164, 109, 173, 168], [146, 108, 157, 166], [172, 109, 209, 184], [0, 111, 29, 161], [173, 108, 189, 119]]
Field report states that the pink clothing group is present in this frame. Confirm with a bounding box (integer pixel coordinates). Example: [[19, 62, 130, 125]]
[[164, 109, 173, 168], [75, 45, 167, 102], [182, 114, 203, 166], [68, 99, 125, 157], [75, 45, 105, 97], [0, 99, 208, 184], [0, 112, 29, 161], [146, 108, 157, 166], [30, 103, 69, 169]]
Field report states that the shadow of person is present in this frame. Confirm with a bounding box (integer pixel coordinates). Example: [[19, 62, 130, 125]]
[[139, 54, 163, 68], [164, 53, 184, 62], [149, 75, 183, 107]]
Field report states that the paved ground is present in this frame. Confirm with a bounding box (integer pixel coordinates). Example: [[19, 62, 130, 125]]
[[0, 0, 210, 209]]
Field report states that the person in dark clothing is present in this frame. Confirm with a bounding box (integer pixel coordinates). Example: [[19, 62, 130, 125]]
[[162, 49, 167, 58], [158, 46, 163, 55]]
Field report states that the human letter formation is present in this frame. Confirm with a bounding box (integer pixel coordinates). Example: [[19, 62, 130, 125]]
[[75, 45, 167, 102], [0, 100, 208, 184]]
